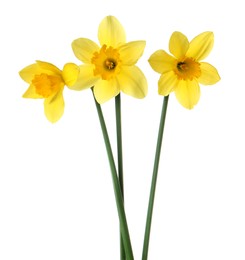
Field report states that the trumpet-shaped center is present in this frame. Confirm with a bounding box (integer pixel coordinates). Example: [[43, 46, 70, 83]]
[[91, 44, 121, 80], [174, 57, 201, 80], [32, 73, 63, 98]]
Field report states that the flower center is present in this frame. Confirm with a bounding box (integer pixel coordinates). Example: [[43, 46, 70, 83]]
[[91, 44, 121, 80], [174, 57, 201, 80], [32, 73, 63, 98], [104, 59, 116, 70]]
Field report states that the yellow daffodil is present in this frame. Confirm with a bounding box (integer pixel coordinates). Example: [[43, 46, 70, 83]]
[[70, 15, 148, 103], [19, 61, 79, 123], [149, 31, 220, 109]]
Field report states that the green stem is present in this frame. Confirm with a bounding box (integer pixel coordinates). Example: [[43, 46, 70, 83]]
[[142, 96, 169, 260], [115, 94, 126, 260], [115, 94, 124, 199], [92, 90, 134, 260]]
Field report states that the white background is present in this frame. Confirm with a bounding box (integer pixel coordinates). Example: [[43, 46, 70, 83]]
[[0, 0, 244, 259]]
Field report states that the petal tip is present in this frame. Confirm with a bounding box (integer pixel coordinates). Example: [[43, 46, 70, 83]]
[[98, 15, 126, 47]]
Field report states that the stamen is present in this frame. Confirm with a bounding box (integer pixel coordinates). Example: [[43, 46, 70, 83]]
[[104, 59, 116, 70], [177, 62, 188, 71]]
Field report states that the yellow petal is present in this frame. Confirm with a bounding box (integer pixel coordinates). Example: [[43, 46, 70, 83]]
[[44, 89, 64, 123], [68, 65, 100, 91], [19, 63, 40, 83], [117, 66, 147, 98], [62, 63, 80, 87], [36, 61, 61, 75], [22, 84, 43, 99], [98, 16, 126, 47], [119, 41, 146, 65], [148, 50, 175, 74], [93, 78, 120, 103], [158, 71, 178, 96], [72, 38, 100, 63], [174, 80, 200, 109], [198, 62, 221, 85], [169, 31, 189, 59], [186, 32, 214, 61], [19, 61, 61, 83]]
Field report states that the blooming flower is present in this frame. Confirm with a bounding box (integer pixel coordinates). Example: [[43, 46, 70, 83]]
[[148, 31, 220, 109], [70, 15, 148, 103], [19, 61, 79, 123]]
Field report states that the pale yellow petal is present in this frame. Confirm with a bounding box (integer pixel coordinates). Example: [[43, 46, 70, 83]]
[[93, 78, 120, 103], [72, 38, 100, 63], [169, 31, 189, 59], [62, 63, 80, 87], [68, 65, 100, 91], [44, 89, 64, 123], [118, 41, 146, 65], [186, 32, 214, 61], [198, 62, 221, 85], [158, 71, 178, 96], [117, 66, 147, 99], [98, 16, 126, 47], [148, 50, 175, 74], [174, 80, 200, 109], [36, 61, 61, 75], [22, 84, 43, 99], [19, 61, 61, 83], [19, 63, 41, 83]]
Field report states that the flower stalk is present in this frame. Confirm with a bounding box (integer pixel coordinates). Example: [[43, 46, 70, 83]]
[[92, 89, 134, 260], [142, 95, 169, 260], [115, 94, 126, 260]]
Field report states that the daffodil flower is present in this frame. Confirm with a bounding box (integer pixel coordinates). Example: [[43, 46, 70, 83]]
[[70, 15, 148, 103], [149, 31, 220, 109], [19, 61, 79, 123]]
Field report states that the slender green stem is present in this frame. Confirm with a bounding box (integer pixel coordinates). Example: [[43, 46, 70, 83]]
[[92, 90, 134, 260], [115, 94, 126, 260], [142, 96, 169, 260], [115, 94, 124, 199]]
